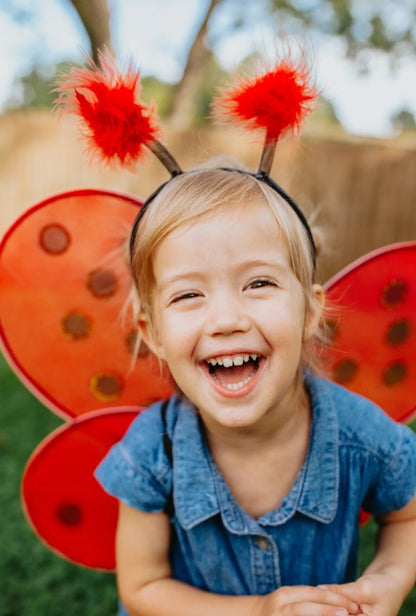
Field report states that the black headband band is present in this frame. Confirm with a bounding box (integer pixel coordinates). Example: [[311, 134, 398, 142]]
[[129, 168, 316, 269]]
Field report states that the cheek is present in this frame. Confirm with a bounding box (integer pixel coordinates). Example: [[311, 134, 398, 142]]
[[270, 292, 306, 331], [154, 312, 195, 360], [273, 311, 306, 354]]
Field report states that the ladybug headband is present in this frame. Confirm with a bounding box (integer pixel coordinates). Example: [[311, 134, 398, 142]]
[[55, 50, 318, 266]]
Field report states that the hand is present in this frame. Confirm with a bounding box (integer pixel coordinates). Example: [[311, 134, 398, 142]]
[[322, 573, 406, 616], [254, 585, 361, 616]]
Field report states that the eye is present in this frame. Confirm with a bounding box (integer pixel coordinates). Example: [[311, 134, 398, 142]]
[[170, 291, 201, 304], [246, 277, 277, 290]]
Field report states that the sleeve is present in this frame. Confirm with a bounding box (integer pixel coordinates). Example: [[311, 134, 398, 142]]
[[94, 401, 173, 512], [362, 418, 416, 516]]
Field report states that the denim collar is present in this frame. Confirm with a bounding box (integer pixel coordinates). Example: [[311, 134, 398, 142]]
[[172, 372, 339, 531]]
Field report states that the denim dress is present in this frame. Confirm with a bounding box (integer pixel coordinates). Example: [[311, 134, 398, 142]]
[[95, 372, 416, 611]]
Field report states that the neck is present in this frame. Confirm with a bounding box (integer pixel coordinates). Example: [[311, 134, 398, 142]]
[[202, 376, 311, 454]]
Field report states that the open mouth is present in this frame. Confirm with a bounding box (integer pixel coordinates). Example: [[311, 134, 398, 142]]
[[205, 353, 262, 392]]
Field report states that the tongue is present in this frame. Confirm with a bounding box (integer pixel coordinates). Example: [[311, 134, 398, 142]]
[[214, 363, 254, 386]]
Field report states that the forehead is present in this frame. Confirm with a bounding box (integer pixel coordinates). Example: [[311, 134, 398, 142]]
[[171, 197, 281, 238], [152, 199, 290, 276]]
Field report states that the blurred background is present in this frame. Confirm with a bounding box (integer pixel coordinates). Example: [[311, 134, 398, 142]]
[[0, 1, 415, 614]]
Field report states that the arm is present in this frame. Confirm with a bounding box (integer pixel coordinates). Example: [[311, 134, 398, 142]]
[[325, 494, 416, 616], [116, 502, 360, 616]]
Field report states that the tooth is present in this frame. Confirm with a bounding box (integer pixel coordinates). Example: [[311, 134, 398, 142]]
[[208, 354, 258, 369], [225, 379, 249, 390]]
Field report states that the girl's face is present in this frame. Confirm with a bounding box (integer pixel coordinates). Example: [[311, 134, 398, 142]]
[[139, 200, 323, 436]]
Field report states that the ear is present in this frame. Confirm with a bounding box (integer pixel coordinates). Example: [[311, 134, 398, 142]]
[[304, 284, 325, 340], [137, 313, 167, 361]]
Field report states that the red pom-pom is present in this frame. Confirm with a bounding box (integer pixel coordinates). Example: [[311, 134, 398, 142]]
[[214, 56, 317, 143], [54, 52, 160, 170]]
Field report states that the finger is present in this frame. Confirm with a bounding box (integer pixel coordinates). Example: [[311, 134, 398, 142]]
[[282, 601, 356, 616], [276, 586, 360, 614], [319, 582, 362, 596], [318, 583, 354, 593], [317, 585, 362, 614], [314, 588, 360, 614]]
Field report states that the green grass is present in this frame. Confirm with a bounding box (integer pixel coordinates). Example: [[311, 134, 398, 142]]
[[0, 355, 118, 616], [0, 354, 415, 614]]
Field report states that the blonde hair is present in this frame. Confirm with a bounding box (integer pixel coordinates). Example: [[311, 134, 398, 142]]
[[130, 164, 326, 371]]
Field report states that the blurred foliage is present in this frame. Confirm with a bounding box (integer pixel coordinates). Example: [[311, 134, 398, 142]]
[[141, 76, 175, 118], [312, 95, 339, 124], [6, 61, 80, 110], [7, 66, 57, 109], [392, 108, 416, 132], [269, 0, 416, 59]]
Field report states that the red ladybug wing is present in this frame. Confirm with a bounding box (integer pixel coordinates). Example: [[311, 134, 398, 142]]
[[21, 407, 140, 570], [324, 241, 416, 424], [0, 189, 173, 419]]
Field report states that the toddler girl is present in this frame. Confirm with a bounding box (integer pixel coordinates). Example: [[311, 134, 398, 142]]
[[96, 164, 416, 616]]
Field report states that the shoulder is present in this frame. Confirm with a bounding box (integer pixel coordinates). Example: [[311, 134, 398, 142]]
[[94, 396, 182, 512], [111, 396, 180, 469], [307, 372, 415, 456], [307, 370, 384, 423], [307, 373, 416, 513]]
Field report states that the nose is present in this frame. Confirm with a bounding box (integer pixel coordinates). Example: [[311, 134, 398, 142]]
[[204, 290, 251, 337]]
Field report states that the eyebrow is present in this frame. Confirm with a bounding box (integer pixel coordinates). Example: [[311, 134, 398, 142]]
[[157, 272, 202, 293], [156, 258, 289, 292]]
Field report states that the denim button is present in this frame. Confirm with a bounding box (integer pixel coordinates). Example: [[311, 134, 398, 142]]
[[256, 536, 270, 550]]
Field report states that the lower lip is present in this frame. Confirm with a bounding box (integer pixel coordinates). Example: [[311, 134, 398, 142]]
[[201, 359, 264, 399]]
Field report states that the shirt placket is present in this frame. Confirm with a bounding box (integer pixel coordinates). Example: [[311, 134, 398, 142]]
[[250, 530, 281, 594]]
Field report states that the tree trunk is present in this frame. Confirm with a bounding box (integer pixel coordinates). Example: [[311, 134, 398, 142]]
[[69, 0, 114, 63], [166, 0, 224, 130]]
